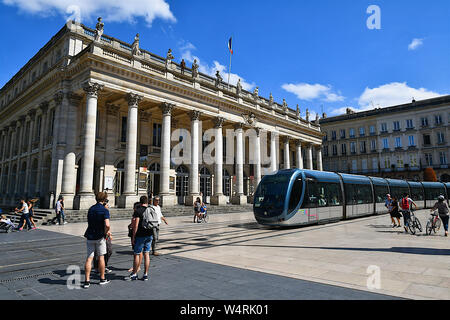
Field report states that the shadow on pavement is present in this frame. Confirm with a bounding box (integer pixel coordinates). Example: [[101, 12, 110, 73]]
[[229, 244, 450, 256]]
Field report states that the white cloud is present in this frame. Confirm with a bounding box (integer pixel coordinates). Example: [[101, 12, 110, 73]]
[[408, 38, 424, 51], [281, 83, 345, 102], [2, 0, 176, 25], [179, 41, 255, 91], [329, 82, 444, 115]]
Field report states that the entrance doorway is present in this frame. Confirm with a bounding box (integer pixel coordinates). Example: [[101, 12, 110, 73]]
[[176, 165, 189, 205], [200, 167, 212, 203], [148, 162, 161, 198]]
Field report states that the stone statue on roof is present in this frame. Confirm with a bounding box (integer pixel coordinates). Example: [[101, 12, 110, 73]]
[[215, 70, 223, 87], [282, 99, 288, 113], [166, 49, 175, 69], [236, 79, 242, 96], [253, 87, 259, 100], [269, 93, 274, 107], [94, 17, 104, 42], [132, 33, 141, 56], [192, 59, 199, 78], [306, 108, 310, 122], [296, 104, 300, 118]]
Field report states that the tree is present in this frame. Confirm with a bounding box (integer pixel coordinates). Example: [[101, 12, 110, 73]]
[[423, 168, 437, 182]]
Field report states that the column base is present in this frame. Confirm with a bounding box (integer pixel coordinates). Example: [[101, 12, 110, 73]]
[[160, 194, 177, 207], [231, 195, 248, 205], [73, 193, 96, 210], [211, 194, 228, 206], [60, 193, 75, 210], [117, 194, 140, 209], [185, 194, 200, 206]]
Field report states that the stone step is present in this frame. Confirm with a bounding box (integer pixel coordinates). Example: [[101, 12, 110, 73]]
[[63, 205, 253, 223]]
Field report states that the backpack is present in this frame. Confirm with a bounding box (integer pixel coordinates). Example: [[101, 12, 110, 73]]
[[142, 206, 158, 230], [401, 198, 410, 210]]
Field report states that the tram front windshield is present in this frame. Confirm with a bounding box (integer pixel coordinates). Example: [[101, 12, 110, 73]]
[[254, 174, 291, 217]]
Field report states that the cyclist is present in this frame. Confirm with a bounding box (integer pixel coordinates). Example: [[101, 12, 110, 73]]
[[430, 195, 449, 237], [400, 193, 418, 233]]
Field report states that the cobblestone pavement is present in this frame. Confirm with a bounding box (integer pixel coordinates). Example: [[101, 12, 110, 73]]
[[1, 209, 448, 300]]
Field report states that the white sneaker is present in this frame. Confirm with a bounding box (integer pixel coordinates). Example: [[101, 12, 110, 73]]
[[63, 222, 67, 225]]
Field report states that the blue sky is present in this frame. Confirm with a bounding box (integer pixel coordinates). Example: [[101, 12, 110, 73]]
[[1, 0, 450, 117]]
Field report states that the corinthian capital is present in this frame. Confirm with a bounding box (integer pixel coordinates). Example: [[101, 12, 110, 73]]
[[189, 110, 202, 121], [126, 93, 144, 107], [213, 117, 225, 128], [82, 81, 104, 98], [159, 102, 175, 116], [53, 91, 64, 105]]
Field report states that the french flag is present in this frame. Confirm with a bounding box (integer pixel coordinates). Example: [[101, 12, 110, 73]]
[[228, 37, 233, 55]]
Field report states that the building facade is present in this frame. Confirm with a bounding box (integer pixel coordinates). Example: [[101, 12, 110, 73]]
[[321, 97, 450, 182], [0, 20, 323, 210]]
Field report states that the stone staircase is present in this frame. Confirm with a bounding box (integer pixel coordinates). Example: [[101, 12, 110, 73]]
[[63, 204, 254, 224], [3, 209, 56, 227]]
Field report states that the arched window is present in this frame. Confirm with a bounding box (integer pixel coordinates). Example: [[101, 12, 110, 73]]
[[149, 163, 160, 172], [200, 167, 211, 176], [176, 165, 189, 174]]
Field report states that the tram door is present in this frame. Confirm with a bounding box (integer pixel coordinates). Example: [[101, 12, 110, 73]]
[[176, 166, 189, 205]]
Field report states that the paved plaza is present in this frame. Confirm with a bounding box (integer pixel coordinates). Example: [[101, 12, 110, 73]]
[[0, 210, 448, 300]]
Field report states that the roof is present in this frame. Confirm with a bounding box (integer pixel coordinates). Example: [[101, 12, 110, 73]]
[[320, 95, 450, 124]]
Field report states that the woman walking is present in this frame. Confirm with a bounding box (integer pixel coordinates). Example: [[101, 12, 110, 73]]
[[193, 197, 202, 223], [430, 195, 449, 237], [390, 197, 402, 228]]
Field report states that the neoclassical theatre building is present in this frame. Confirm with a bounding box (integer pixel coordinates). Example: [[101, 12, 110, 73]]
[[0, 20, 323, 210]]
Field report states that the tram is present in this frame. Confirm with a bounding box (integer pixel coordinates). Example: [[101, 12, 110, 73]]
[[253, 169, 450, 227]]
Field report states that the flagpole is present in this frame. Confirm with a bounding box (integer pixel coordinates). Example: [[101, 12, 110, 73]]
[[227, 47, 232, 88]]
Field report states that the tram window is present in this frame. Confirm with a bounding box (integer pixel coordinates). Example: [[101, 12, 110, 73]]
[[304, 181, 341, 208], [390, 187, 409, 199], [425, 187, 445, 201], [410, 187, 424, 201], [374, 185, 389, 203], [345, 184, 373, 204], [327, 183, 342, 206], [288, 179, 303, 212]]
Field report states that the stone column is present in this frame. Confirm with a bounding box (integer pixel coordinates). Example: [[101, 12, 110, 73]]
[[36, 102, 49, 197], [103, 103, 120, 207], [159, 102, 176, 207], [316, 145, 323, 171], [306, 143, 313, 170], [296, 140, 304, 169], [6, 123, 16, 199], [254, 128, 262, 189], [118, 93, 143, 208], [211, 117, 227, 205], [49, 91, 68, 207], [185, 110, 201, 206], [270, 132, 278, 172], [232, 123, 247, 205], [23, 110, 36, 197], [14, 118, 25, 196], [283, 136, 291, 169], [74, 82, 103, 209], [61, 93, 83, 209]]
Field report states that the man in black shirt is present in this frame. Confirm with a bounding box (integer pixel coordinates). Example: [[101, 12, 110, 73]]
[[83, 192, 111, 288], [125, 196, 153, 281]]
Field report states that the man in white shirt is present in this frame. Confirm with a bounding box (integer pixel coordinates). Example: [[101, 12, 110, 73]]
[[151, 196, 168, 256]]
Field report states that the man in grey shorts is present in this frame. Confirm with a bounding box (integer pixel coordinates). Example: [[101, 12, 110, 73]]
[[82, 192, 111, 288]]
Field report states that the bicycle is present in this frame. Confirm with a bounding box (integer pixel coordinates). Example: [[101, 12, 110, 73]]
[[426, 211, 441, 235], [197, 210, 209, 223], [407, 210, 422, 235]]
